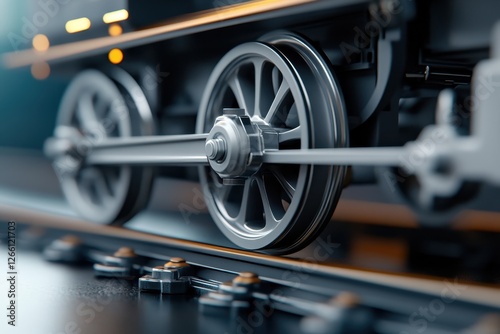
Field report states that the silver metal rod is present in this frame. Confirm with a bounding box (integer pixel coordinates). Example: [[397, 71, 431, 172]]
[[86, 134, 209, 166], [262, 147, 405, 166], [64, 131, 408, 167]]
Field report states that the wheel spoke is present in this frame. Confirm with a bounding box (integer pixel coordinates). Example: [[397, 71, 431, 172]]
[[102, 167, 124, 197], [273, 171, 295, 200], [238, 178, 259, 221], [287, 102, 300, 128], [94, 94, 110, 119], [80, 168, 113, 205], [228, 71, 253, 115], [278, 126, 302, 144], [77, 92, 107, 137], [76, 93, 97, 127], [271, 66, 282, 94], [269, 166, 296, 200], [253, 58, 264, 118], [255, 175, 280, 228], [264, 79, 292, 124], [96, 95, 121, 136], [103, 108, 122, 136], [253, 58, 274, 119], [218, 184, 233, 203]]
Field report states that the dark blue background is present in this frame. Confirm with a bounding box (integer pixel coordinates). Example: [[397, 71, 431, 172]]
[[0, 2, 67, 150]]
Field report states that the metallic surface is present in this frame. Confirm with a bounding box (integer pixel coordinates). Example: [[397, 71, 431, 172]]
[[196, 37, 348, 252], [48, 68, 155, 225], [262, 147, 405, 165], [2, 217, 500, 311], [85, 134, 209, 166], [0, 2, 499, 331]]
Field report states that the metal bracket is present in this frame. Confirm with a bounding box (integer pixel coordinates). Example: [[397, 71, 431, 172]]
[[139, 257, 192, 294], [93, 247, 144, 279]]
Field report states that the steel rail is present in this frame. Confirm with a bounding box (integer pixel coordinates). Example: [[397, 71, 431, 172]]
[[1, 202, 499, 310]]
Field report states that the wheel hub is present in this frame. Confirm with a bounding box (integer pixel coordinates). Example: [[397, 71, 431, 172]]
[[205, 108, 278, 181]]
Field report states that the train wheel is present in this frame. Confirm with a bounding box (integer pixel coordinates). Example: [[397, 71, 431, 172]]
[[52, 68, 155, 225], [197, 33, 349, 253]]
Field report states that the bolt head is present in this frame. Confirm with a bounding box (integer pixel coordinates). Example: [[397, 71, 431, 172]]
[[330, 292, 359, 308], [170, 257, 186, 263], [164, 257, 189, 269], [233, 272, 260, 285], [113, 247, 136, 258], [239, 272, 257, 278], [60, 235, 81, 245], [205, 138, 226, 161]]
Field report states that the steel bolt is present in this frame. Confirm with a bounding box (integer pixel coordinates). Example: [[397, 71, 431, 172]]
[[205, 138, 227, 161], [152, 265, 179, 280], [233, 272, 260, 285], [139, 257, 191, 294], [330, 292, 359, 308], [164, 257, 189, 269], [43, 235, 83, 263], [60, 235, 81, 246], [113, 247, 136, 258]]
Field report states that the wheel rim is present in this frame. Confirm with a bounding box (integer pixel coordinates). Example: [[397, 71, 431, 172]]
[[54, 69, 154, 224], [197, 35, 348, 252]]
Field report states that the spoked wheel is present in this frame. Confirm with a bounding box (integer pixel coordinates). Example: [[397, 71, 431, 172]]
[[52, 68, 155, 225], [197, 32, 349, 253]]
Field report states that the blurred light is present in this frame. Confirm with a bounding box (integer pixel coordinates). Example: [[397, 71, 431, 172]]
[[31, 62, 50, 80], [32, 34, 50, 52], [103, 9, 129, 24], [65, 18, 91, 34], [108, 24, 123, 36], [108, 48, 123, 64]]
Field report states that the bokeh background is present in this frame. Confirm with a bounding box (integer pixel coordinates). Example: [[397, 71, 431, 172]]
[[0, 3, 66, 150]]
